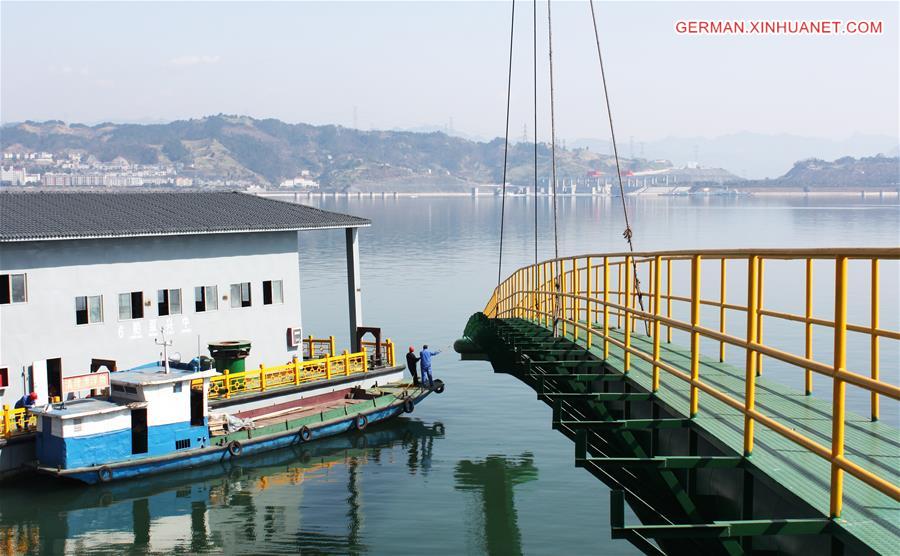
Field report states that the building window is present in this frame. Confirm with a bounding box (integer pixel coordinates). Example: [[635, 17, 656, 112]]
[[0, 367, 8, 388], [158, 288, 182, 316], [75, 295, 103, 325], [262, 280, 283, 305], [0, 273, 27, 304], [195, 285, 218, 312], [230, 282, 251, 308], [118, 291, 144, 320]]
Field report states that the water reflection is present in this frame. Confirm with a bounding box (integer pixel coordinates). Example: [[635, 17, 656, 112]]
[[0, 419, 445, 555], [454, 453, 538, 556]]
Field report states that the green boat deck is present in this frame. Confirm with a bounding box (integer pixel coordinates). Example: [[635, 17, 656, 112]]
[[491, 317, 898, 554]]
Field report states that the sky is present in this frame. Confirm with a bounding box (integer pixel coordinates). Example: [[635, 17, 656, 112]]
[[1, 1, 898, 144]]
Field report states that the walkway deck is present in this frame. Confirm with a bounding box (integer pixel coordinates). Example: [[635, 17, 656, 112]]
[[493, 317, 898, 554]]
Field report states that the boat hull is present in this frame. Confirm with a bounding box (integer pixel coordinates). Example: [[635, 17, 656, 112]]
[[37, 387, 432, 485]]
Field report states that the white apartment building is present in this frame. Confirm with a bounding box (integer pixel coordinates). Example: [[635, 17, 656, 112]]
[[0, 191, 369, 406]]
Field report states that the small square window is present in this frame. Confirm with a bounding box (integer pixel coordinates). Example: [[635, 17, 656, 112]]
[[75, 295, 103, 325], [0, 273, 27, 304], [119, 291, 144, 320], [158, 288, 182, 316], [195, 285, 218, 312], [230, 282, 251, 308], [263, 280, 284, 305], [173, 382, 183, 393]]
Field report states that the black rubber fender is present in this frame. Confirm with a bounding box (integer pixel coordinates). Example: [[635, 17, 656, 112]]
[[355, 414, 368, 431], [299, 425, 312, 442], [433, 379, 445, 394], [228, 440, 243, 457], [97, 466, 113, 483], [403, 398, 415, 413]]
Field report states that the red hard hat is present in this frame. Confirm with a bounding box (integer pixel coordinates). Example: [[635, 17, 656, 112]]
[[408, 346, 414, 352], [29, 392, 38, 400]]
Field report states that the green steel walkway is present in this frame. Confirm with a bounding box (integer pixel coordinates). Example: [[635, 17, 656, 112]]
[[492, 318, 899, 554]]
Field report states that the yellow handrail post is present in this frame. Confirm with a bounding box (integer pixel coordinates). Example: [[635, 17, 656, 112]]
[[665, 258, 672, 343], [602, 256, 610, 360], [617, 261, 623, 329], [260, 364, 267, 392], [743, 255, 760, 455], [830, 255, 848, 518], [343, 350, 351, 377], [624, 255, 633, 372], [560, 259, 567, 338], [326, 356, 332, 380], [756, 258, 765, 376], [225, 370, 231, 399], [388, 339, 395, 366], [870, 258, 879, 421], [293, 355, 301, 386], [573, 258, 580, 342], [719, 258, 727, 362], [805, 259, 814, 395], [330, 336, 336, 357], [652, 255, 662, 392], [2, 405, 10, 439], [586, 256, 593, 350], [689, 254, 702, 417], [308, 335, 314, 358]]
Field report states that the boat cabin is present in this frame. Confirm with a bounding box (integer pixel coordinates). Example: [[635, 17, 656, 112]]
[[32, 366, 218, 470]]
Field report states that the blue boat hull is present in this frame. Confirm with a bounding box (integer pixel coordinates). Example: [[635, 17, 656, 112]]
[[41, 390, 431, 485]]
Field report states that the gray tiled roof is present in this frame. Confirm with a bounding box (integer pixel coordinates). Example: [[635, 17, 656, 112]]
[[0, 191, 370, 242]]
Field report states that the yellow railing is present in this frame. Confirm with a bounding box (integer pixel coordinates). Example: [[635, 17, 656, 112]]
[[303, 336, 336, 359], [487, 248, 900, 518], [204, 339, 395, 400], [362, 340, 396, 368], [1, 405, 38, 439]]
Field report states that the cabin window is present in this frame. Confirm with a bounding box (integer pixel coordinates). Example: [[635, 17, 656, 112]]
[[194, 285, 218, 312], [75, 295, 103, 325], [124, 385, 138, 394], [73, 418, 82, 432], [173, 382, 183, 393], [112, 384, 126, 392], [0, 273, 27, 304], [262, 280, 283, 305], [0, 367, 8, 388], [230, 282, 252, 308], [175, 439, 191, 450], [158, 288, 182, 316], [118, 291, 144, 320]]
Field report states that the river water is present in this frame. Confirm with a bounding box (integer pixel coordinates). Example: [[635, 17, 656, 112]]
[[1, 195, 897, 555]]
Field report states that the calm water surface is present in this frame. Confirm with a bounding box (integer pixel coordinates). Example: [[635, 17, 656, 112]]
[[1, 196, 897, 555]]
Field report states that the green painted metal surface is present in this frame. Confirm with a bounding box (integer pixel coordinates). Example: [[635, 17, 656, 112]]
[[489, 317, 899, 554]]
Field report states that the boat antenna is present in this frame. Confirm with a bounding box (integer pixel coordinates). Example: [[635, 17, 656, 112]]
[[155, 332, 173, 374]]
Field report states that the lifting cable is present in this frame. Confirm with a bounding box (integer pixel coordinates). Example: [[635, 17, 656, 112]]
[[496, 0, 517, 296], [547, 0, 562, 333], [532, 0, 539, 269], [589, 0, 649, 333]]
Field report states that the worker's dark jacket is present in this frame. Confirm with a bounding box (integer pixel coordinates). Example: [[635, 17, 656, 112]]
[[406, 352, 419, 372]]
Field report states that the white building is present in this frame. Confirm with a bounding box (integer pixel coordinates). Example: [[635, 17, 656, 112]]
[[0, 191, 369, 406]]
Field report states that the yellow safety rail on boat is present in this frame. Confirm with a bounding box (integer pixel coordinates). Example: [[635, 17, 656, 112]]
[[302, 336, 336, 359], [486, 248, 900, 519], [1, 405, 37, 439], [204, 339, 395, 401]]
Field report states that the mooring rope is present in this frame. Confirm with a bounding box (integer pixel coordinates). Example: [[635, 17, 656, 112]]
[[496, 0, 517, 298], [589, 0, 649, 333]]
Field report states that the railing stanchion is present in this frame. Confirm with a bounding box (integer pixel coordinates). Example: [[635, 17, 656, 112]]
[[560, 259, 567, 338], [665, 258, 672, 343], [603, 257, 610, 359], [652, 255, 662, 392], [871, 258, 879, 421], [830, 255, 848, 518], [689, 254, 701, 416], [573, 258, 580, 342], [719, 258, 727, 362], [744, 255, 760, 455], [586, 256, 593, 350], [756, 258, 765, 375], [260, 364, 266, 392], [624, 255, 633, 372], [294, 356, 301, 386], [805, 259, 814, 395], [617, 261, 623, 329], [2, 405, 10, 439]]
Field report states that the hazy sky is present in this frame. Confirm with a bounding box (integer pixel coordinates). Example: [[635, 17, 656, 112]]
[[1, 1, 898, 142]]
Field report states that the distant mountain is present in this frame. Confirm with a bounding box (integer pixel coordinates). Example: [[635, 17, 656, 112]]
[[746, 155, 899, 189], [571, 132, 899, 179], [2, 115, 678, 191]]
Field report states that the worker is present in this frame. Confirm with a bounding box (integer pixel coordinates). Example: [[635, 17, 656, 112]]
[[406, 346, 420, 386], [419, 345, 441, 389], [14, 391, 38, 410]]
